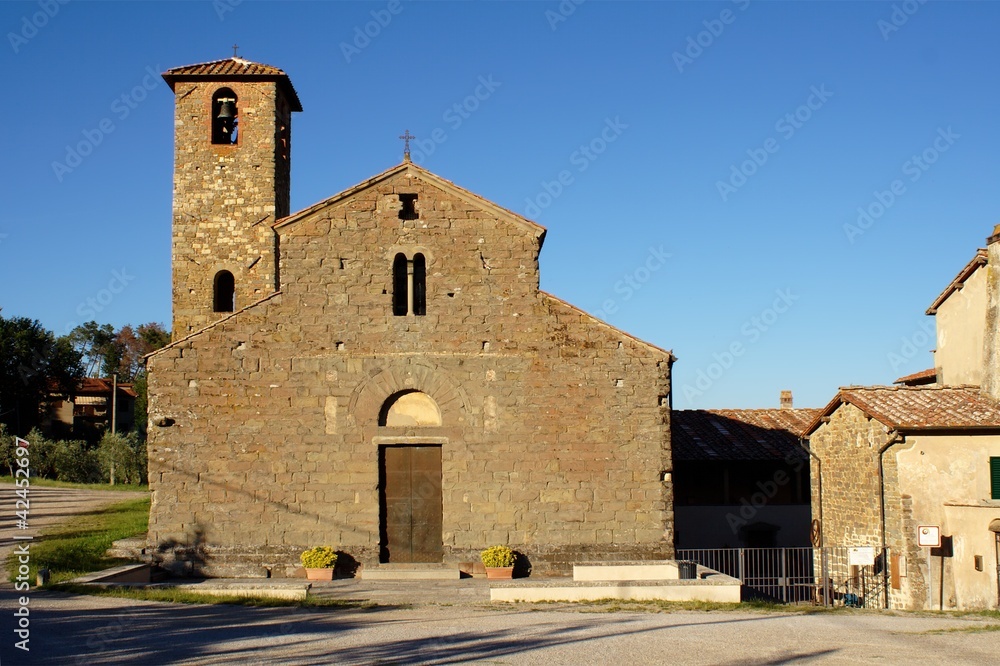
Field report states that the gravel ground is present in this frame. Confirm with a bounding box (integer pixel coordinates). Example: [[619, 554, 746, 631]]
[[0, 589, 998, 665]]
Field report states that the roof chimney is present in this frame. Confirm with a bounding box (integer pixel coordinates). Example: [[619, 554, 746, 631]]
[[780, 390, 793, 409], [982, 225, 1000, 402]]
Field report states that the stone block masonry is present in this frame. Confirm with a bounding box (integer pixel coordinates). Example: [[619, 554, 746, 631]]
[[148, 165, 675, 576]]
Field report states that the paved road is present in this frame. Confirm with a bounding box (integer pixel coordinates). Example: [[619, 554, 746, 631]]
[[0, 484, 998, 665]]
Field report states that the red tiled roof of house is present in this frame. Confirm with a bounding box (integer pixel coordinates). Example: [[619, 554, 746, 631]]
[[805, 385, 1000, 435], [893, 368, 937, 386], [672, 408, 819, 462], [162, 57, 303, 112], [926, 249, 987, 315], [48, 377, 137, 398]]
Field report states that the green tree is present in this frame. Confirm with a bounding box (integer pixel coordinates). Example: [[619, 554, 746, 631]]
[[0, 423, 15, 477], [0, 315, 83, 436], [67, 321, 116, 377], [97, 431, 147, 485]]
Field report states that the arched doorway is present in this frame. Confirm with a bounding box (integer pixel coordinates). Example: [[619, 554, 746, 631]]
[[378, 391, 443, 564]]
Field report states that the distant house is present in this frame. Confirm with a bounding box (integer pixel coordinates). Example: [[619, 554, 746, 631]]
[[673, 396, 818, 549], [804, 226, 1000, 610], [43, 377, 137, 440]]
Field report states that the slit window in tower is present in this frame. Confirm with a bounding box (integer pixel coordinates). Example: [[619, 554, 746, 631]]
[[213, 270, 235, 312]]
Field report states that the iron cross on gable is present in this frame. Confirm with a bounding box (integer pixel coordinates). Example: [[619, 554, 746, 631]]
[[232, 44, 239, 57], [399, 129, 415, 162]]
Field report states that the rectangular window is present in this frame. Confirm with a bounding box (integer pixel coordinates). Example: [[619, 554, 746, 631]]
[[991, 457, 1000, 500]]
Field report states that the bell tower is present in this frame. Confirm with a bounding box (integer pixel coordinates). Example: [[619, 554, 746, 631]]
[[162, 57, 302, 338]]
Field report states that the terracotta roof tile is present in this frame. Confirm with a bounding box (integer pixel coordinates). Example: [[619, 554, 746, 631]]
[[672, 408, 818, 462], [806, 385, 1000, 434], [162, 57, 302, 112], [164, 57, 288, 78], [893, 368, 937, 386]]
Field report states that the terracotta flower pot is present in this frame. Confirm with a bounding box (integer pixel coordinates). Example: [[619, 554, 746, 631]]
[[485, 566, 514, 579], [305, 567, 334, 581]]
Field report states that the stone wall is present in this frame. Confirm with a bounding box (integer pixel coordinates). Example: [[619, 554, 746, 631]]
[[809, 403, 889, 549], [169, 78, 292, 338], [148, 166, 674, 577]]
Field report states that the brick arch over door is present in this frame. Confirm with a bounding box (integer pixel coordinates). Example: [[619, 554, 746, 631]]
[[347, 362, 473, 430]]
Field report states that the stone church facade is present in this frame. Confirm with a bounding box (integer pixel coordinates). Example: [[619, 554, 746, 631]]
[[147, 57, 674, 576]]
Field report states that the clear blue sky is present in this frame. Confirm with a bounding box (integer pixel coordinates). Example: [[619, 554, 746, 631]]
[[2, 0, 999, 410]]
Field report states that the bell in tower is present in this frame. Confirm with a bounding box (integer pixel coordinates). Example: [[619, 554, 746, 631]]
[[212, 89, 238, 145]]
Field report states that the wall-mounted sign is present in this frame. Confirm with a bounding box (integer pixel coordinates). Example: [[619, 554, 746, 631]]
[[917, 525, 941, 547], [849, 547, 875, 566]]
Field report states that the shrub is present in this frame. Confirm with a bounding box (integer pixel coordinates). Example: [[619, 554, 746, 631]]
[[50, 439, 101, 483], [97, 431, 147, 485], [300, 546, 338, 569], [480, 545, 515, 568]]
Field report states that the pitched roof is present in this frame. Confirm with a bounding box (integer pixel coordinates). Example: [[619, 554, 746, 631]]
[[274, 161, 546, 242], [48, 377, 137, 398], [805, 385, 1000, 435], [672, 408, 819, 462], [162, 57, 302, 112], [894, 368, 937, 386], [926, 249, 987, 315]]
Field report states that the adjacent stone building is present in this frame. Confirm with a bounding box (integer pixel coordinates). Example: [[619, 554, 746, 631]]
[[146, 57, 675, 576], [805, 226, 1000, 610]]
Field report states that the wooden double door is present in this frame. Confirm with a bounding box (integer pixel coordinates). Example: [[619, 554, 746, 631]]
[[379, 445, 443, 563]]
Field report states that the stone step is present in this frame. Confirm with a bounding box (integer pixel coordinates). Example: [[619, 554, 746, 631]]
[[362, 563, 462, 580], [573, 560, 680, 582], [490, 571, 742, 604]]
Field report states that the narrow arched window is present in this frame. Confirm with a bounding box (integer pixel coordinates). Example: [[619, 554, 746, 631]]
[[392, 253, 427, 316], [392, 253, 408, 316], [413, 253, 426, 316], [213, 270, 235, 312], [211, 88, 238, 145]]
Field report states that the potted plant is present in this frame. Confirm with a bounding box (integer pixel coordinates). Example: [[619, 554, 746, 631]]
[[480, 545, 516, 579], [300, 546, 338, 581]]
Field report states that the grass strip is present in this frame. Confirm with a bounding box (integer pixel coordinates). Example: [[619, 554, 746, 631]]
[[7, 497, 150, 584]]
